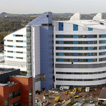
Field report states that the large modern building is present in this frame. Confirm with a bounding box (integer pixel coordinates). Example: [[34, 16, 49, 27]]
[[54, 13, 106, 88], [4, 12, 106, 90]]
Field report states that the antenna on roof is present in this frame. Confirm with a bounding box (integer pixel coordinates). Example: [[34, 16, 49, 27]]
[[93, 13, 102, 20], [70, 12, 81, 20]]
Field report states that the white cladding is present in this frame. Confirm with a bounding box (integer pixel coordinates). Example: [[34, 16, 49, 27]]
[[54, 19, 106, 88], [31, 26, 41, 91], [4, 28, 26, 68]]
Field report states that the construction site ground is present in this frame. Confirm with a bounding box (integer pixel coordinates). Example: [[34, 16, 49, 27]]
[[35, 88, 103, 106]]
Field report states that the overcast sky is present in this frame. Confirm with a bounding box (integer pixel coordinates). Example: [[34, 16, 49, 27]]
[[0, 0, 106, 14]]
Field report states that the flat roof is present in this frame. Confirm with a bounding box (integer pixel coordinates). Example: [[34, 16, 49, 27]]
[[0, 83, 8, 86], [54, 19, 106, 30], [0, 68, 19, 75], [11, 75, 32, 78]]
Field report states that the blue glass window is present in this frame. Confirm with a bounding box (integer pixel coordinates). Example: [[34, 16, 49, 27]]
[[102, 34, 106, 38], [57, 35, 64, 38], [13, 45, 16, 48], [73, 41, 78, 44], [13, 34, 15, 37], [102, 58, 106, 61], [102, 40, 106, 44], [73, 59, 78, 62], [58, 47, 63, 50], [23, 46, 26, 48], [59, 22, 63, 31], [5, 45, 7, 47], [23, 40, 26, 42], [88, 41, 93, 44], [73, 24, 78, 31], [73, 35, 78, 38], [13, 51, 16, 53], [73, 47, 78, 50], [88, 53, 92, 56], [58, 53, 64, 56], [88, 27, 93, 31], [88, 35, 93, 38], [102, 52, 106, 55], [58, 59, 64, 62], [88, 59, 93, 62], [102, 46, 105, 49], [58, 41, 64, 44], [88, 47, 93, 50], [73, 53, 78, 56]]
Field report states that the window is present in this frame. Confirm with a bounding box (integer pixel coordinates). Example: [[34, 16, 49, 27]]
[[7, 45, 13, 47], [56, 35, 64, 38], [56, 34, 97, 38], [15, 35, 23, 37], [56, 41, 97, 44], [73, 24, 78, 31], [99, 52, 106, 56], [99, 46, 106, 50], [7, 51, 13, 53], [99, 34, 106, 38], [9, 89, 21, 100], [99, 40, 106, 44], [5, 98, 8, 106], [56, 71, 106, 75], [8, 56, 13, 58], [16, 46, 23, 48], [10, 100, 21, 106], [16, 51, 23, 54], [23, 46, 26, 48], [99, 58, 106, 61], [88, 27, 93, 31], [56, 77, 106, 81], [7, 40, 13, 42], [16, 40, 23, 42], [58, 22, 63, 31], [56, 53, 97, 56], [56, 47, 97, 50], [56, 53, 64, 56], [29, 89, 32, 106], [56, 59, 64, 62], [56, 58, 97, 62], [16, 57, 23, 59]]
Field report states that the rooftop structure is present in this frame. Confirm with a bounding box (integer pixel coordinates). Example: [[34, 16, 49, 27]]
[[0, 68, 20, 83]]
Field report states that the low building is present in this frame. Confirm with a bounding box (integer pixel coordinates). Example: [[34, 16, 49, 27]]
[[0, 68, 20, 83], [0, 68, 33, 106], [0, 75, 33, 106]]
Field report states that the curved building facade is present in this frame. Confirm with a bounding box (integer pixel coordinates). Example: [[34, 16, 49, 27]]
[[53, 13, 106, 88], [4, 28, 27, 67]]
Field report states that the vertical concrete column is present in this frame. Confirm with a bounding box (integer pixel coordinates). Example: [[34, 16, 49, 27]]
[[26, 25, 32, 76], [26, 25, 35, 106]]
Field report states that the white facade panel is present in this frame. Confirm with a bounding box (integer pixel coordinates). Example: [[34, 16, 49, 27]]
[[54, 20, 106, 88], [4, 27, 27, 71]]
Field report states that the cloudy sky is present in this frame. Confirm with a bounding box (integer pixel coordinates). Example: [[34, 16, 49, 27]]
[[0, 0, 106, 14]]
